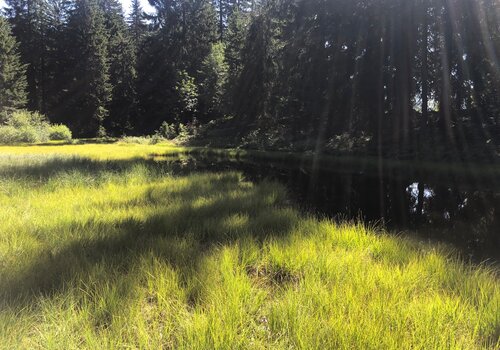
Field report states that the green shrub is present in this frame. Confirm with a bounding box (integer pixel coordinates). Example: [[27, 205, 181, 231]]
[[153, 121, 198, 142], [120, 136, 152, 145], [7, 110, 49, 129], [0, 110, 71, 144], [49, 124, 72, 141], [119, 135, 166, 145], [97, 125, 107, 138], [157, 122, 177, 139], [150, 133, 165, 144], [177, 123, 190, 140], [0, 126, 21, 143], [18, 125, 44, 143], [4, 110, 50, 143], [0, 125, 47, 143]]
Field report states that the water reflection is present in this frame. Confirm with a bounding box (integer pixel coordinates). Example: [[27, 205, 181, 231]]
[[158, 154, 499, 259], [407, 182, 434, 214]]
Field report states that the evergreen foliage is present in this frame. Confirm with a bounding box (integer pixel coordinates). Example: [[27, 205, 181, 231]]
[[0, 16, 27, 116], [128, 0, 146, 43], [65, 0, 111, 136], [198, 42, 228, 119], [100, 0, 137, 134], [0, 0, 498, 158], [4, 0, 48, 112]]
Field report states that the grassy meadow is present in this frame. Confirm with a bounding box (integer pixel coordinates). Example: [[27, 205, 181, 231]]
[[0, 142, 498, 349]]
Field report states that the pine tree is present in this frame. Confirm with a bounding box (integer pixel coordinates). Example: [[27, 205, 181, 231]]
[[213, 0, 253, 41], [4, 0, 49, 112], [128, 0, 146, 44], [65, 0, 111, 136], [43, 0, 73, 123], [232, 9, 279, 122], [99, 0, 138, 135], [213, 0, 229, 41], [137, 0, 217, 131], [182, 0, 218, 76], [0, 15, 27, 116], [223, 7, 248, 111]]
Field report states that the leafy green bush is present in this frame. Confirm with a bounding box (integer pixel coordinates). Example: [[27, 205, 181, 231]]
[[7, 110, 49, 128], [176, 70, 198, 114], [19, 125, 44, 143], [119, 135, 165, 145], [0, 125, 45, 143], [2, 110, 50, 143], [154, 121, 197, 141], [177, 123, 190, 140], [0, 126, 21, 144], [0, 110, 71, 144], [150, 133, 164, 145], [157, 122, 177, 139], [120, 136, 152, 145], [49, 124, 72, 141]]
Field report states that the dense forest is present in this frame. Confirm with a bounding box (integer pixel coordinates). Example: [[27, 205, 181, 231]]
[[0, 0, 499, 159]]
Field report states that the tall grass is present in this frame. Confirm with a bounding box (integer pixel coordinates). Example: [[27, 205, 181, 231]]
[[0, 143, 498, 349]]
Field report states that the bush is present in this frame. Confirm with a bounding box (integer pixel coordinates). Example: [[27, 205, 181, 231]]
[[119, 135, 165, 145], [177, 123, 190, 140], [7, 110, 49, 129], [0, 125, 46, 143], [150, 133, 165, 145], [120, 136, 152, 145], [0, 110, 71, 144], [49, 124, 72, 141], [157, 122, 177, 139], [4, 110, 50, 143], [0, 126, 21, 144], [18, 125, 44, 143]]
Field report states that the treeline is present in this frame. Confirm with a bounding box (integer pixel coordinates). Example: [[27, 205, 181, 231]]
[[0, 0, 499, 159]]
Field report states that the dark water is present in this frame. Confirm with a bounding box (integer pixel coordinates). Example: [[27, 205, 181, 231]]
[[161, 153, 499, 260]]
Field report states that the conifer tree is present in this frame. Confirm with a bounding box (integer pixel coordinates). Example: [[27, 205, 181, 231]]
[[128, 0, 146, 44], [223, 7, 248, 111], [100, 0, 138, 134], [65, 0, 111, 136], [43, 0, 73, 123], [213, 0, 253, 41], [137, 0, 217, 132], [0, 15, 27, 116], [4, 0, 49, 112], [232, 10, 278, 121]]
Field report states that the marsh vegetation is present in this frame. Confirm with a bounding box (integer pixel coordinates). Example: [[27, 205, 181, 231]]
[[0, 143, 498, 349]]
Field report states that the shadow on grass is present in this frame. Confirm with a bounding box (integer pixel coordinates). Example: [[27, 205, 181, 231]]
[[1, 171, 299, 312], [1, 150, 499, 264], [35, 138, 119, 146], [0, 138, 119, 148], [0, 155, 196, 184]]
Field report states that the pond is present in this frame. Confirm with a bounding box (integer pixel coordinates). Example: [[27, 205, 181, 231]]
[[158, 152, 499, 260]]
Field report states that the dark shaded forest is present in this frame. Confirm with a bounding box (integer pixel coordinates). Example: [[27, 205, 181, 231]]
[[1, 0, 499, 160]]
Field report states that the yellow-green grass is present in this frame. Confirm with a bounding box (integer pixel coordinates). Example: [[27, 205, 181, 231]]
[[0, 144, 498, 349], [0, 140, 184, 160]]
